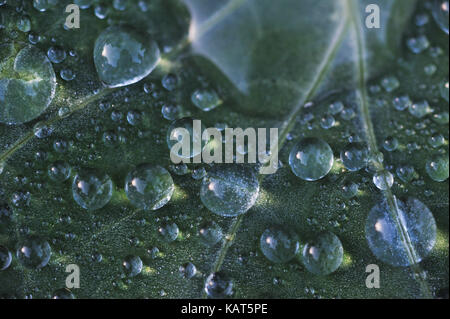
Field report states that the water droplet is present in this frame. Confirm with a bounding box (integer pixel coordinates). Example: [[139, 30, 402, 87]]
[[47, 46, 66, 64], [320, 114, 335, 129], [407, 35, 430, 54], [260, 227, 299, 263], [340, 143, 368, 172], [200, 165, 259, 217], [125, 164, 174, 210], [52, 288, 75, 299], [94, 5, 108, 19], [158, 223, 179, 242], [440, 81, 449, 102], [0, 46, 56, 124], [199, 221, 223, 246], [381, 76, 400, 92], [302, 232, 343, 275], [33, 122, 53, 139], [329, 101, 344, 115], [428, 133, 445, 148], [192, 167, 207, 180], [204, 272, 233, 298], [94, 26, 160, 88], [122, 255, 143, 277], [366, 197, 436, 267], [426, 154, 449, 182], [179, 262, 197, 279], [60, 69, 75, 81], [289, 138, 334, 181], [58, 106, 71, 118], [17, 15, 31, 33], [432, 0, 449, 34], [191, 89, 221, 112], [167, 118, 206, 159], [396, 165, 416, 183], [161, 73, 178, 91], [74, 0, 92, 9], [0, 246, 12, 271], [409, 100, 431, 118], [393, 95, 412, 111], [341, 181, 359, 199], [48, 161, 71, 182], [33, 0, 57, 12], [113, 0, 127, 11], [161, 104, 181, 120], [16, 236, 51, 269], [72, 169, 113, 210], [373, 170, 394, 190], [383, 136, 399, 152]]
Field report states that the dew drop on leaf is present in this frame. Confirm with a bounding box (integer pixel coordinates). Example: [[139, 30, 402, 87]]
[[93, 26, 160, 88], [191, 89, 221, 112], [179, 262, 197, 279], [72, 169, 113, 211], [302, 232, 343, 275], [33, 0, 57, 12], [340, 143, 369, 172], [125, 164, 174, 211], [122, 255, 143, 277], [0, 46, 56, 124], [198, 221, 223, 246], [0, 245, 12, 271], [432, 0, 449, 34], [16, 236, 51, 269], [200, 165, 259, 217], [425, 154, 449, 182], [158, 223, 179, 242], [260, 227, 299, 263], [373, 170, 394, 190], [48, 161, 72, 182], [365, 198, 436, 267], [52, 288, 75, 299], [204, 272, 233, 299], [167, 118, 206, 159], [289, 138, 334, 181]]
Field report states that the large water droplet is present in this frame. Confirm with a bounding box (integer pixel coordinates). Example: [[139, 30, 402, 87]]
[[204, 272, 233, 298], [94, 26, 160, 88], [365, 197, 436, 267], [289, 138, 334, 181], [302, 232, 343, 275], [432, 0, 449, 34], [0, 46, 56, 124], [125, 164, 174, 210], [72, 169, 113, 210], [200, 165, 259, 217], [260, 227, 299, 263], [48, 161, 71, 182], [16, 236, 51, 269], [426, 154, 449, 182]]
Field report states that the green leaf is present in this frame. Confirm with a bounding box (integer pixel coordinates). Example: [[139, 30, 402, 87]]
[[0, 0, 448, 299]]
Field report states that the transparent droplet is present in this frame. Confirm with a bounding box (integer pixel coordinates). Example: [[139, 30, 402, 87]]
[[72, 169, 113, 210], [302, 232, 343, 275], [167, 118, 206, 159], [409, 100, 431, 118], [0, 46, 56, 124], [340, 143, 369, 172], [329, 101, 344, 115], [125, 164, 174, 210], [200, 165, 259, 217], [426, 154, 449, 182], [161, 104, 181, 121], [204, 272, 233, 299], [161, 73, 178, 91], [428, 133, 445, 148], [381, 76, 400, 92], [440, 81, 449, 102], [47, 46, 66, 64], [192, 167, 207, 180], [60, 69, 75, 81], [260, 227, 299, 263], [33, 0, 57, 12], [74, 0, 92, 9], [122, 255, 143, 277], [33, 122, 53, 139], [16, 236, 51, 269], [158, 223, 179, 242], [179, 262, 197, 279], [320, 114, 335, 129], [94, 26, 160, 88], [407, 35, 430, 54], [191, 89, 221, 112], [366, 197, 436, 267], [52, 288, 75, 299], [289, 138, 334, 181], [48, 161, 71, 182], [383, 136, 399, 152], [392, 95, 412, 111], [17, 15, 31, 33], [432, 0, 449, 34], [373, 170, 394, 190], [396, 165, 416, 183], [341, 181, 359, 199], [0, 246, 12, 271], [199, 221, 223, 246]]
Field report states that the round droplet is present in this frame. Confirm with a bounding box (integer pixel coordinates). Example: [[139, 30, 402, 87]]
[[432, 0, 449, 34], [341, 181, 359, 199], [47, 46, 66, 64], [373, 170, 394, 190], [0, 46, 56, 124], [158, 223, 179, 242], [33, 0, 57, 12], [72, 169, 113, 210], [260, 227, 299, 263], [426, 154, 449, 182], [204, 272, 233, 298], [122, 255, 143, 277], [393, 95, 412, 111], [366, 197, 436, 267], [302, 232, 343, 275], [16, 236, 51, 269], [167, 118, 206, 159], [48, 161, 71, 182], [94, 26, 160, 88], [199, 221, 223, 246], [179, 262, 197, 279], [0, 246, 12, 271], [289, 138, 334, 181], [396, 165, 416, 183], [52, 288, 75, 299], [191, 89, 221, 112], [340, 143, 369, 172], [409, 100, 431, 118], [383, 136, 399, 152], [200, 165, 259, 217], [125, 164, 174, 211], [74, 0, 92, 9], [440, 81, 449, 102]]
